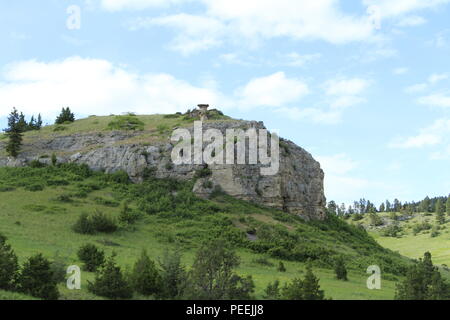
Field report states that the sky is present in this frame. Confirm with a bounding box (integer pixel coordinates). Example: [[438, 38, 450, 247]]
[[0, 0, 449, 206]]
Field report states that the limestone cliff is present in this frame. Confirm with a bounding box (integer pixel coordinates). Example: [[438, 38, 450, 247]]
[[0, 118, 326, 220]]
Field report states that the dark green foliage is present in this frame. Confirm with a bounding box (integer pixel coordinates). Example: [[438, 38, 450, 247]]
[[412, 221, 432, 235], [29, 160, 47, 168], [51, 153, 57, 166], [0, 234, 19, 291], [194, 166, 212, 179], [185, 239, 254, 300], [77, 244, 105, 272], [130, 250, 161, 296], [158, 249, 187, 299], [88, 253, 133, 299], [447, 196, 450, 216], [282, 264, 325, 300], [382, 224, 403, 237], [264, 280, 281, 300], [4, 108, 23, 158], [118, 201, 140, 225], [395, 252, 449, 300], [334, 257, 348, 281], [107, 115, 144, 131], [18, 253, 59, 300], [49, 254, 68, 284], [278, 261, 286, 272], [72, 213, 96, 235], [73, 210, 118, 235], [55, 107, 75, 124]]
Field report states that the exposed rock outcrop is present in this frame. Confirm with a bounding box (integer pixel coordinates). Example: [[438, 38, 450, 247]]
[[0, 119, 326, 220]]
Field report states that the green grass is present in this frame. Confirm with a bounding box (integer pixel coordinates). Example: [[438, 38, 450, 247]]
[[363, 212, 450, 267], [0, 163, 408, 300]]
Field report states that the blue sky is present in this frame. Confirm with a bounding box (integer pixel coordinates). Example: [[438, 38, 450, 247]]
[[1, 0, 449, 206]]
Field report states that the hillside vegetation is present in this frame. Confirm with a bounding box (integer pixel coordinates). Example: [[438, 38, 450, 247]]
[[0, 161, 408, 300]]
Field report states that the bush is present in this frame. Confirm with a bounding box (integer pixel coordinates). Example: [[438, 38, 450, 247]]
[[382, 224, 403, 237], [118, 201, 141, 225], [73, 211, 118, 235], [334, 257, 348, 281], [77, 244, 105, 272], [130, 250, 161, 296], [24, 183, 45, 192], [91, 211, 118, 233], [18, 253, 59, 300], [107, 115, 144, 131], [278, 261, 286, 272], [88, 253, 133, 299], [0, 234, 19, 291], [194, 167, 212, 179]]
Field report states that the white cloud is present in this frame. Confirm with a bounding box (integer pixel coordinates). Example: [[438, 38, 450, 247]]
[[389, 118, 450, 149], [405, 83, 428, 94], [428, 73, 448, 84], [280, 52, 322, 67], [325, 78, 369, 96], [100, 0, 189, 11], [396, 15, 426, 27], [362, 0, 450, 18], [0, 57, 226, 119], [418, 93, 450, 108], [316, 153, 358, 175], [128, 14, 225, 54], [393, 67, 409, 75], [235, 72, 309, 108]]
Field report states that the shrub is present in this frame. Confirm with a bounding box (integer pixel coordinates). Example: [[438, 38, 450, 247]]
[[24, 183, 45, 192], [90, 210, 118, 233], [29, 160, 47, 168], [130, 250, 162, 296], [73, 213, 96, 235], [194, 167, 212, 179], [88, 253, 133, 299], [278, 261, 286, 272], [264, 280, 281, 300], [107, 115, 144, 131], [118, 201, 141, 225], [158, 250, 187, 299], [77, 244, 105, 272], [334, 257, 348, 281], [0, 234, 19, 290], [18, 253, 59, 300]]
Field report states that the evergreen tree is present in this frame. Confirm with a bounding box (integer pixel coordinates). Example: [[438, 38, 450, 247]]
[[185, 239, 254, 300], [130, 250, 161, 296], [88, 253, 133, 299], [55, 107, 75, 124], [18, 253, 59, 300], [379, 202, 385, 212], [36, 114, 43, 129], [446, 196, 450, 216], [0, 234, 19, 290], [158, 249, 187, 299], [302, 264, 325, 300], [4, 108, 23, 158], [278, 261, 286, 272], [77, 244, 105, 272], [436, 199, 446, 224], [264, 280, 281, 300], [420, 197, 431, 213], [334, 257, 348, 281], [395, 252, 449, 300]]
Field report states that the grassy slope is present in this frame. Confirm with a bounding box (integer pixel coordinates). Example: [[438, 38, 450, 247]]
[[0, 115, 406, 300], [361, 212, 450, 267]]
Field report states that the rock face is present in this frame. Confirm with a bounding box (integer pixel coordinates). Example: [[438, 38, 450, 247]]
[[0, 120, 326, 220]]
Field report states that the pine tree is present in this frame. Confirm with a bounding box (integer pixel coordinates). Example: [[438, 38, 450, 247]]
[[0, 234, 19, 290], [55, 107, 75, 124], [4, 108, 23, 158], [301, 264, 325, 300], [158, 249, 187, 299], [420, 197, 431, 213], [88, 253, 133, 299], [446, 196, 450, 216], [436, 199, 445, 224], [395, 252, 449, 300], [36, 114, 43, 129], [334, 257, 348, 281], [19, 253, 59, 300], [130, 250, 161, 296]]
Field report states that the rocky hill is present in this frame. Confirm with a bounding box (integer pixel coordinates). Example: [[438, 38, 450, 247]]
[[0, 111, 326, 220]]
